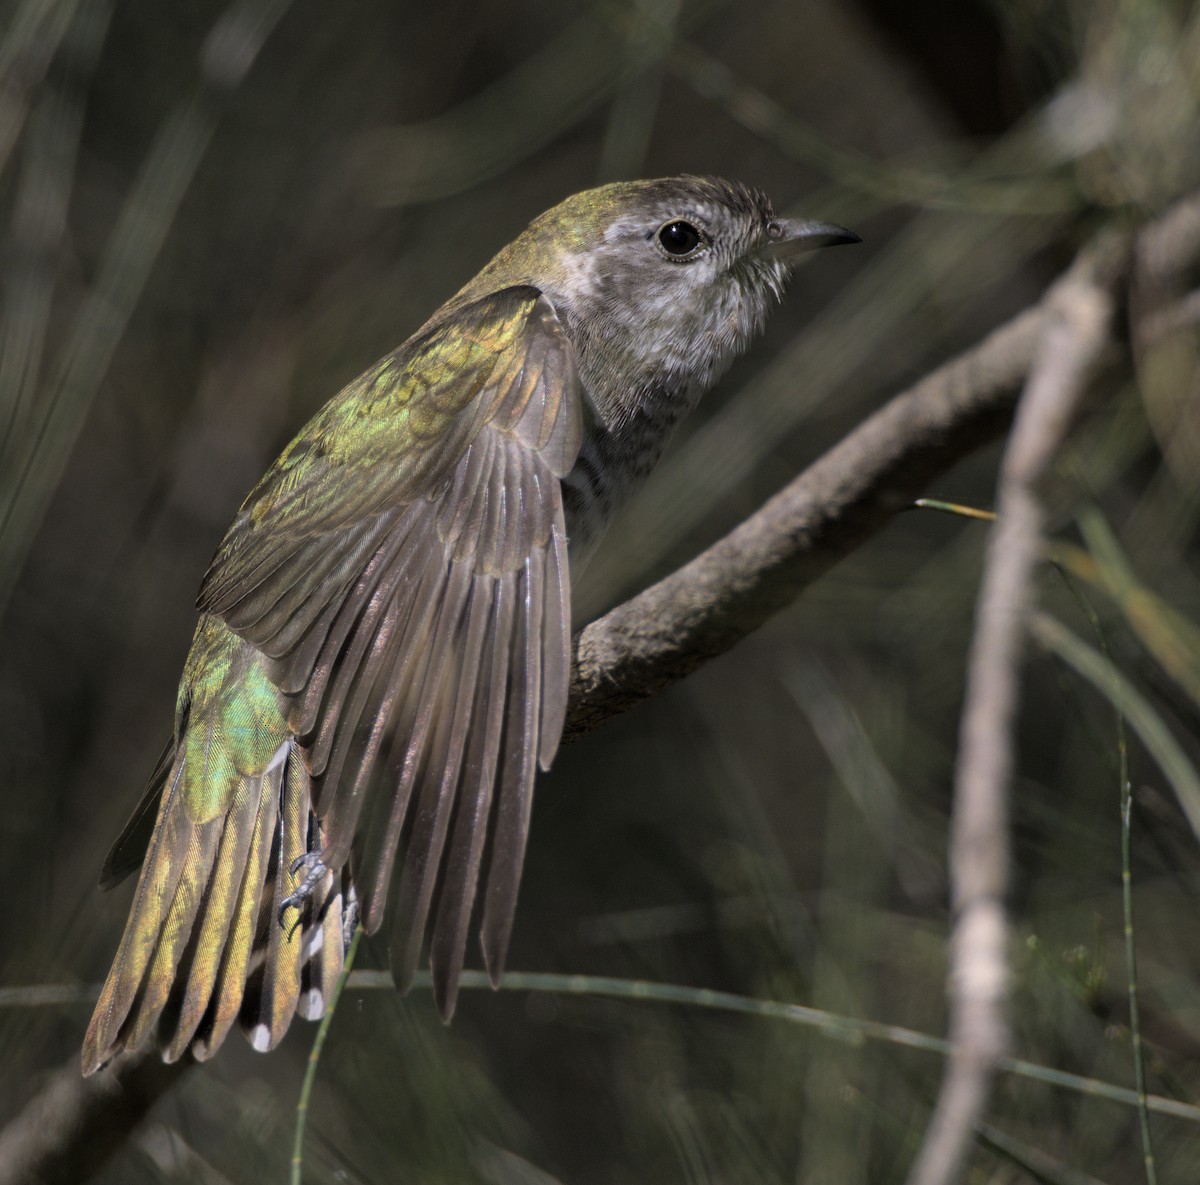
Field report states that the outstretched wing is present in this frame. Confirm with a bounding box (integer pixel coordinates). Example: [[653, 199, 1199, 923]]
[[197, 285, 581, 1018]]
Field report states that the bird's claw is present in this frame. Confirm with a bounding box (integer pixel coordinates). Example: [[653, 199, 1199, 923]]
[[288, 851, 320, 878], [277, 852, 329, 930]]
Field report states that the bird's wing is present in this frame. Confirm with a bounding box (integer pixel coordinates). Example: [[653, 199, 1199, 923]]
[[196, 285, 581, 1017]]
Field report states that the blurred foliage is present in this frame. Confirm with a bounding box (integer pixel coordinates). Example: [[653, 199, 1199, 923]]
[[1, 0, 1200, 1181]]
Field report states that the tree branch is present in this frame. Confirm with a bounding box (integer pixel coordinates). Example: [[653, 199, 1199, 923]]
[[565, 251, 1090, 736], [0, 1053, 189, 1185]]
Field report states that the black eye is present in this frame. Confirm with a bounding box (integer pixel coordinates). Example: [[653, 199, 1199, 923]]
[[657, 220, 704, 257]]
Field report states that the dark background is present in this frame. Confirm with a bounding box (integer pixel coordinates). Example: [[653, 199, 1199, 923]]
[[2, 0, 1199, 1180]]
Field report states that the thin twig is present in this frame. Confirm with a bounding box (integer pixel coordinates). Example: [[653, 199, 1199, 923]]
[[1072, 510, 1158, 1182], [906, 236, 1125, 1185]]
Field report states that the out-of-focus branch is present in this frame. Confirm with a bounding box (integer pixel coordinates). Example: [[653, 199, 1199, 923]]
[[1137, 190, 1200, 287], [1133, 190, 1200, 350], [0, 0, 295, 618], [0, 0, 86, 180], [0, 1052, 189, 1185], [906, 236, 1126, 1185]]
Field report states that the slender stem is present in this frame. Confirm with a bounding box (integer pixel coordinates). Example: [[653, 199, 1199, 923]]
[[1123, 782, 1158, 1184], [291, 926, 362, 1185], [1054, 540, 1158, 1183], [3, 966, 1199, 1128], [341, 968, 1200, 1125]]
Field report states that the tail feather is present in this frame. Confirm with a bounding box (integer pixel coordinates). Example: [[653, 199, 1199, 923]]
[[123, 819, 225, 1057], [83, 643, 348, 1074], [189, 762, 281, 1061], [297, 870, 351, 1021], [241, 750, 309, 1053], [160, 769, 274, 1062], [84, 758, 196, 1073]]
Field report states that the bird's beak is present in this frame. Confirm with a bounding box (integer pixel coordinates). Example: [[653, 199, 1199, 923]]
[[758, 218, 861, 259]]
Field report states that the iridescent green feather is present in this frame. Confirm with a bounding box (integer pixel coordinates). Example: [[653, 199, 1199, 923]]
[[179, 617, 291, 821]]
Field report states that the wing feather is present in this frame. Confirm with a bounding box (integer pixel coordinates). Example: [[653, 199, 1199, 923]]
[[193, 287, 552, 616], [281, 503, 426, 722], [481, 551, 544, 982], [315, 531, 447, 869], [222, 514, 395, 654], [358, 557, 475, 932], [428, 570, 513, 1016], [387, 567, 493, 992], [199, 287, 580, 1024], [538, 521, 570, 768]]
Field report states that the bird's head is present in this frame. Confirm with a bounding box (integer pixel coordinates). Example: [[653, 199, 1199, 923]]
[[462, 175, 859, 402]]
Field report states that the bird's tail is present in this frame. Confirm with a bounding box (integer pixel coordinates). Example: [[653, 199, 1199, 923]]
[[83, 617, 348, 1075]]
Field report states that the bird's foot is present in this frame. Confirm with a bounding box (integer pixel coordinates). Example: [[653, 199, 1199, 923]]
[[278, 851, 329, 930]]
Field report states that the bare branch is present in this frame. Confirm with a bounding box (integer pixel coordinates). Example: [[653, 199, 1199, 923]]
[[906, 235, 1127, 1185]]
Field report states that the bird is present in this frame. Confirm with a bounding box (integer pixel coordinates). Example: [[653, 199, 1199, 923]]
[[82, 175, 858, 1074]]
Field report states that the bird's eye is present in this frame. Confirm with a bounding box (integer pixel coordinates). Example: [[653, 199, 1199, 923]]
[[656, 220, 705, 258]]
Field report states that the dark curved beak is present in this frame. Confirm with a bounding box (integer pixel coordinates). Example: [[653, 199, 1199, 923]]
[[758, 218, 861, 259]]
